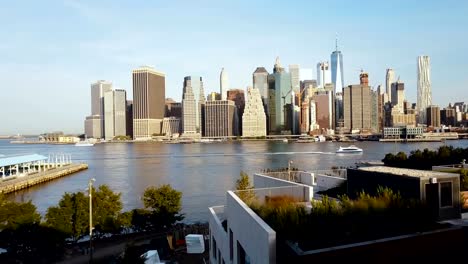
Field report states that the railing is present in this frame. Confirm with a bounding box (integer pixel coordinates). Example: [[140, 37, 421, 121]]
[[234, 185, 310, 205]]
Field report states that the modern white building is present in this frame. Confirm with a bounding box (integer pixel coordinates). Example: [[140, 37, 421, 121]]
[[220, 68, 229, 100], [208, 172, 317, 264], [417, 56, 432, 124], [182, 76, 205, 136], [316, 62, 331, 88], [103, 89, 127, 140], [242, 87, 267, 137], [385, 68, 395, 103]]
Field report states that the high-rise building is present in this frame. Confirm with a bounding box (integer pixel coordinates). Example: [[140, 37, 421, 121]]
[[132, 66, 165, 139], [417, 56, 432, 124], [227, 89, 245, 135], [359, 71, 369, 86], [204, 100, 238, 137], [207, 92, 221, 101], [317, 62, 331, 88], [126, 100, 133, 138], [312, 90, 334, 133], [343, 84, 372, 133], [300, 102, 310, 134], [103, 89, 127, 140], [441, 108, 456, 126], [385, 69, 395, 103], [331, 38, 344, 95], [289, 64, 300, 93], [426, 105, 440, 128], [182, 76, 205, 135], [161, 117, 181, 136], [268, 58, 293, 133], [165, 98, 182, 118], [253, 67, 269, 100], [84, 115, 101, 139], [84, 80, 113, 138], [309, 100, 319, 132], [391, 81, 405, 113], [220, 68, 229, 100], [242, 87, 266, 137]]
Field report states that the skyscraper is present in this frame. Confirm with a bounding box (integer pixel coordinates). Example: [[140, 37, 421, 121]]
[[331, 38, 344, 94], [182, 76, 205, 135], [417, 56, 432, 124], [289, 64, 300, 93], [242, 87, 266, 137], [270, 57, 292, 133], [385, 69, 395, 103], [227, 89, 246, 135], [103, 89, 127, 140], [132, 66, 165, 140], [426, 105, 440, 127], [85, 80, 113, 138], [220, 68, 229, 100], [343, 84, 372, 132], [391, 80, 405, 114], [253, 67, 269, 98], [204, 100, 238, 137], [317, 62, 332, 88]]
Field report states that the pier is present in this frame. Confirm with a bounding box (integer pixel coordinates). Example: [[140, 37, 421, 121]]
[[0, 154, 88, 194]]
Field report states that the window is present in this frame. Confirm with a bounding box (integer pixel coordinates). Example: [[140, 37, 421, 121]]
[[229, 229, 233, 261], [212, 237, 217, 260], [440, 182, 453, 207], [237, 241, 251, 264]]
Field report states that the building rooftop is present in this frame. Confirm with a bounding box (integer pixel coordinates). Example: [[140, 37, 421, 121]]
[[357, 166, 457, 178], [0, 154, 48, 167], [254, 67, 268, 74]]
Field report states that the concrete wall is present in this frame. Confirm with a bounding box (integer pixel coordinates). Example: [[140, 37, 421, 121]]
[[226, 191, 276, 264], [314, 173, 346, 192], [254, 173, 314, 201], [208, 206, 229, 264]]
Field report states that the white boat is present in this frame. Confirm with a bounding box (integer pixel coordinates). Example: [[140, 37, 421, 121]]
[[336, 145, 363, 153], [75, 140, 94, 147]]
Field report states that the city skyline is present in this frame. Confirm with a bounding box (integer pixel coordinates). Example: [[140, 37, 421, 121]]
[[1, 0, 467, 134]]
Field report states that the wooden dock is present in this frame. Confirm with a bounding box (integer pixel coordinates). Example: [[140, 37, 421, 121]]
[[0, 163, 88, 194]]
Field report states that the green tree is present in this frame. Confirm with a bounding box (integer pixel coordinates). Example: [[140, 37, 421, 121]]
[[0, 194, 41, 230], [93, 185, 123, 234], [460, 169, 468, 191], [142, 185, 184, 229], [235, 171, 255, 203], [45, 192, 89, 242]]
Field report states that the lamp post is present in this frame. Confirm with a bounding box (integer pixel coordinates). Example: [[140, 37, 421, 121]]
[[88, 178, 95, 263], [288, 160, 293, 181]]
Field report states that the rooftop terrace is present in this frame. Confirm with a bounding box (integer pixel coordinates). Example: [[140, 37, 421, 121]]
[[358, 166, 457, 179]]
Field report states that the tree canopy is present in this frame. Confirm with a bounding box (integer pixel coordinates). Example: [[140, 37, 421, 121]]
[[141, 185, 184, 230], [0, 194, 41, 230]]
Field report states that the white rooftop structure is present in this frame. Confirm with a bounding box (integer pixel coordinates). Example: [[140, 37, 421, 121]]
[[358, 166, 456, 179]]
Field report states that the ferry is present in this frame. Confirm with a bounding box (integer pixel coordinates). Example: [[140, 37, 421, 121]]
[[336, 145, 363, 153], [75, 140, 94, 147]]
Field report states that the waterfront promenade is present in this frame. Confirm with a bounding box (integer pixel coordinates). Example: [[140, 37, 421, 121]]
[[0, 163, 88, 194]]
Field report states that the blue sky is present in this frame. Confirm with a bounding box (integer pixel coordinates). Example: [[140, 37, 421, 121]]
[[1, 0, 467, 134]]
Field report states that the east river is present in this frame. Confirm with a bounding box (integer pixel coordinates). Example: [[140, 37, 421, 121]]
[[1, 139, 467, 223]]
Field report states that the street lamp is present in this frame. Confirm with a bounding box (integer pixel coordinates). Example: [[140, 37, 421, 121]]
[[288, 160, 293, 181], [88, 178, 96, 263]]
